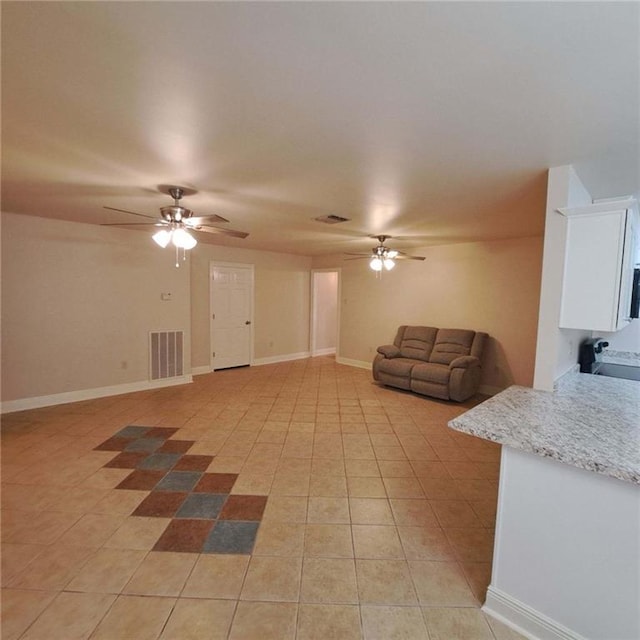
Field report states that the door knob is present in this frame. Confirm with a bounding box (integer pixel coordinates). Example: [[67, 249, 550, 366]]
[[245, 321, 251, 325]]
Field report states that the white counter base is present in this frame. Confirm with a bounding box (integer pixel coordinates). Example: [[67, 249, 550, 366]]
[[486, 447, 640, 640]]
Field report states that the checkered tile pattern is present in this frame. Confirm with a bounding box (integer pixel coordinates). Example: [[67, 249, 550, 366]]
[[95, 425, 266, 553]]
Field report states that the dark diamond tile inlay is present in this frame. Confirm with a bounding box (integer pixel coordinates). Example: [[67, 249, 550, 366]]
[[194, 473, 238, 494], [105, 451, 149, 469], [153, 518, 215, 553], [138, 453, 182, 471], [156, 470, 203, 492], [125, 437, 165, 453], [157, 440, 195, 454], [95, 425, 264, 554], [133, 491, 188, 517], [219, 495, 268, 521], [144, 427, 180, 439], [114, 426, 150, 439], [116, 469, 166, 491], [173, 455, 214, 472], [95, 437, 133, 452], [203, 521, 259, 554], [175, 493, 226, 519]]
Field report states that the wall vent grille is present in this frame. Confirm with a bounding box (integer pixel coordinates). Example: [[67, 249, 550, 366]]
[[149, 331, 184, 381], [314, 214, 350, 224]]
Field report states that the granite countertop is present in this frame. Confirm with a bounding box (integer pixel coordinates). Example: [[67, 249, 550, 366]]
[[448, 372, 640, 484]]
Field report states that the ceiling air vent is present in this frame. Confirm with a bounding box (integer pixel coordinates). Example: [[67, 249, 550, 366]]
[[314, 214, 350, 224]]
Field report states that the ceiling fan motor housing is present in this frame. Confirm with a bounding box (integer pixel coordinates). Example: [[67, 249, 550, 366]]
[[160, 205, 193, 223]]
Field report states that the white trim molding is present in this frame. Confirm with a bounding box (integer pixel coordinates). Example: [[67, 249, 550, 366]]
[[483, 586, 589, 640], [191, 366, 211, 376], [336, 356, 371, 370], [252, 351, 311, 366], [1, 375, 193, 415], [311, 348, 336, 357]]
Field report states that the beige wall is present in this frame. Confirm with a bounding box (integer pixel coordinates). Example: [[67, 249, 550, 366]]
[[2, 211, 542, 405], [314, 236, 544, 389], [1, 212, 191, 402], [190, 245, 312, 369]]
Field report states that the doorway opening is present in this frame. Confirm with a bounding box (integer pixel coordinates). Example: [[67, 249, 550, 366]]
[[310, 269, 340, 357]]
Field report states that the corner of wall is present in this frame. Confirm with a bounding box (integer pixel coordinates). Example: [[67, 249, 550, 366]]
[[533, 166, 592, 391]]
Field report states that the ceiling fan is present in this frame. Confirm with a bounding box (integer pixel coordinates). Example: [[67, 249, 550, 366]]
[[345, 235, 426, 272], [101, 187, 249, 252]]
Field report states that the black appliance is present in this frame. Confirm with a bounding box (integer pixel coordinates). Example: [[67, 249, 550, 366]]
[[630, 267, 640, 319], [578, 338, 609, 374]]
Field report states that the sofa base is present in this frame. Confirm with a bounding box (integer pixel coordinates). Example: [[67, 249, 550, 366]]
[[376, 373, 413, 391], [409, 379, 450, 401]]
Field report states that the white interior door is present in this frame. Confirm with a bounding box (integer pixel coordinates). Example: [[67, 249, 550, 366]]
[[210, 262, 254, 370]]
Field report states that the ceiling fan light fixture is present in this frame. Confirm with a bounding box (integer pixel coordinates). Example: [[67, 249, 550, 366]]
[[383, 258, 396, 270], [370, 257, 383, 271], [172, 227, 197, 250], [152, 229, 172, 248]]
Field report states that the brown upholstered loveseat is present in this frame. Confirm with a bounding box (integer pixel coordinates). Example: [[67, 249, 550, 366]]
[[372, 326, 488, 402]]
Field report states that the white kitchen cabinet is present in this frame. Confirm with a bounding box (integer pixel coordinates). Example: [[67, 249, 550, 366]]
[[558, 199, 638, 332]]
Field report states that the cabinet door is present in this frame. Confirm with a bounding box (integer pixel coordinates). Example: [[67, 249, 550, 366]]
[[559, 210, 627, 331]]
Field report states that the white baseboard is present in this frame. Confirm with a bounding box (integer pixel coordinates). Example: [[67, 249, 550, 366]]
[[1, 375, 194, 415], [191, 366, 211, 376], [252, 351, 311, 366], [311, 348, 336, 357], [483, 586, 588, 640], [336, 356, 372, 370]]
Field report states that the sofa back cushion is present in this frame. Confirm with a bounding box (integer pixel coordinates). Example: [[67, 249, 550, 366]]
[[395, 326, 438, 361], [429, 329, 477, 365]]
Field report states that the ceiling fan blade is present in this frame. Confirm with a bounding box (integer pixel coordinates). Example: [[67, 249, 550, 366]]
[[185, 214, 230, 225], [396, 254, 426, 261], [343, 256, 370, 261], [103, 206, 157, 220], [191, 225, 249, 239], [343, 252, 372, 257], [99, 222, 166, 227]]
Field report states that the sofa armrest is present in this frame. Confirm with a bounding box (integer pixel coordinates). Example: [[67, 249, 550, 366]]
[[377, 344, 401, 358], [449, 355, 480, 369]]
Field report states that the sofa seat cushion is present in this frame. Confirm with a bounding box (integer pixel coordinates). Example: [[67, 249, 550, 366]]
[[376, 357, 424, 378], [411, 362, 451, 385]]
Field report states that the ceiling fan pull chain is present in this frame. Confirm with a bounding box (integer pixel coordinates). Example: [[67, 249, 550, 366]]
[[175, 245, 180, 268]]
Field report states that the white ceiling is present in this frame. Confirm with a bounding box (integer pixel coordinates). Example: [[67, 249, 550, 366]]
[[2, 2, 638, 256]]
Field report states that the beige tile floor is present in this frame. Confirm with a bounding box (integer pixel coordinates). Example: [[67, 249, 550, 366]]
[[1, 357, 525, 639]]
